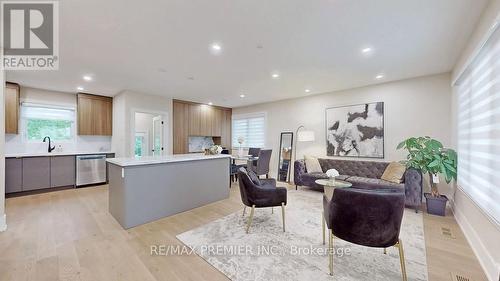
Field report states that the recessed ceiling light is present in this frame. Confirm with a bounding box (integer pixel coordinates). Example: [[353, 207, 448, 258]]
[[83, 75, 92, 81], [208, 102, 213, 105], [305, 89, 311, 93], [77, 86, 84, 91], [375, 74, 385, 80], [361, 47, 372, 54], [210, 43, 222, 54], [271, 73, 280, 79], [240, 94, 246, 98]]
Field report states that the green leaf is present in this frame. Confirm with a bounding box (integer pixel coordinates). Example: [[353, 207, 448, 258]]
[[428, 159, 440, 168]]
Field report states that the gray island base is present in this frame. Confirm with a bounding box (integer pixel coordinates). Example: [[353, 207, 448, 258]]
[[107, 154, 230, 229]]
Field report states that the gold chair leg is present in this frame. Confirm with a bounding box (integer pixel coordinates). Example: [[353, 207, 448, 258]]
[[328, 229, 334, 276], [394, 239, 408, 281], [246, 205, 255, 234], [281, 202, 285, 232], [383, 248, 387, 255], [242, 206, 246, 217], [322, 212, 325, 245]]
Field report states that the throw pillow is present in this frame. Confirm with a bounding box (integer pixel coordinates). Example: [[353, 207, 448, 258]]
[[304, 155, 323, 173], [381, 162, 406, 184], [247, 169, 261, 185]]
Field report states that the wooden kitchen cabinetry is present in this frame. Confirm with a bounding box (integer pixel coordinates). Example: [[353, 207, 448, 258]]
[[50, 156, 76, 188], [22, 157, 51, 191], [5, 158, 23, 193], [173, 100, 232, 154], [77, 93, 113, 136], [5, 82, 20, 134]]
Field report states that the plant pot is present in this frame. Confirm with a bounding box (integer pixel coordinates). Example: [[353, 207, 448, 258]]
[[424, 193, 448, 216]]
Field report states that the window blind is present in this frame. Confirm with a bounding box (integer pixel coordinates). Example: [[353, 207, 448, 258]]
[[21, 103, 75, 121], [232, 113, 266, 148], [455, 24, 500, 225]]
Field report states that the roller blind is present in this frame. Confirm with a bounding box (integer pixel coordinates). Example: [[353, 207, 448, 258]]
[[455, 24, 500, 225], [21, 103, 75, 121], [232, 113, 266, 148]]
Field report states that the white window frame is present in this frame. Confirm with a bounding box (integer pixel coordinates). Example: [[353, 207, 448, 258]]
[[21, 103, 76, 143], [231, 112, 267, 149]]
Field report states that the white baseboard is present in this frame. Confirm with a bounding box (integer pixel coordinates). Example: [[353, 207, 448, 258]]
[[0, 214, 6, 232], [450, 194, 499, 281]]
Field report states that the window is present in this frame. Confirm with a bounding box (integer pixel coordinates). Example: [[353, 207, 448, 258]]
[[232, 113, 266, 148], [134, 132, 148, 157], [21, 103, 76, 142], [454, 24, 500, 224]]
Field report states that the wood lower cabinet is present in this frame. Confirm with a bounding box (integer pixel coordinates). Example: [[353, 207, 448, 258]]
[[173, 100, 232, 154], [77, 93, 113, 136], [5, 158, 23, 193], [5, 83, 20, 134], [50, 156, 76, 187], [5, 154, 83, 194], [22, 157, 51, 191]]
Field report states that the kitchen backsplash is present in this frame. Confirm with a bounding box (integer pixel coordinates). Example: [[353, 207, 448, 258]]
[[188, 136, 214, 153], [5, 134, 112, 154]]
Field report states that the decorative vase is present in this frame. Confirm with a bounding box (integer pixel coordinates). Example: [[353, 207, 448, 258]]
[[238, 146, 243, 157]]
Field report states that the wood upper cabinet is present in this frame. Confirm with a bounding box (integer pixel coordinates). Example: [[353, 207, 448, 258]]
[[173, 100, 232, 154], [200, 105, 214, 136], [173, 101, 189, 154], [77, 93, 113, 136], [221, 109, 232, 148], [5, 82, 20, 134], [188, 103, 201, 136], [212, 108, 223, 137]]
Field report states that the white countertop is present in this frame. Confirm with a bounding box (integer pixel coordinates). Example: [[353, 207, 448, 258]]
[[5, 151, 114, 158], [106, 153, 231, 167]]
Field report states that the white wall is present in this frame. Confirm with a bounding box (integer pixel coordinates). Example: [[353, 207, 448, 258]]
[[0, 68, 6, 231], [233, 73, 452, 185], [451, 1, 500, 280], [112, 90, 172, 157], [4, 87, 112, 155]]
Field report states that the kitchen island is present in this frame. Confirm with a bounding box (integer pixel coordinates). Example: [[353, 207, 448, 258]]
[[106, 154, 231, 229]]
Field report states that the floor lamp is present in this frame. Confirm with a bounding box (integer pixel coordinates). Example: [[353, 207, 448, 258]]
[[293, 126, 316, 178]]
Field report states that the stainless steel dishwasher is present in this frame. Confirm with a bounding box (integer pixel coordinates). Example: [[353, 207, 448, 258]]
[[76, 154, 107, 186]]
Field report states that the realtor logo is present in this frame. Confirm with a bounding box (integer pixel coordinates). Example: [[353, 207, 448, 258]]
[[1, 1, 59, 70]]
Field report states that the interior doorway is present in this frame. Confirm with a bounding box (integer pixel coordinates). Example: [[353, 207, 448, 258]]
[[133, 111, 166, 157]]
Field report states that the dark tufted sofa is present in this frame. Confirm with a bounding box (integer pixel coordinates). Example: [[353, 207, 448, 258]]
[[294, 159, 423, 212]]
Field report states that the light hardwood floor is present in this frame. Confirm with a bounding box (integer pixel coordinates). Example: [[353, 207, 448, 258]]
[[0, 183, 488, 281]]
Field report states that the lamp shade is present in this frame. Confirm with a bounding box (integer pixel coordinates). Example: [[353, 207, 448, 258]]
[[297, 130, 315, 142]]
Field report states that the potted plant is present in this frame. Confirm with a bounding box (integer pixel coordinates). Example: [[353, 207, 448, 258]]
[[397, 137, 457, 216]]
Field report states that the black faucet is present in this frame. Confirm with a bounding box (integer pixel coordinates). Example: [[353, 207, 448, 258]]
[[43, 136, 56, 153]]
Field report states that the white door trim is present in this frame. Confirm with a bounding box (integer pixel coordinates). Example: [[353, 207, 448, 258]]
[[130, 108, 169, 157]]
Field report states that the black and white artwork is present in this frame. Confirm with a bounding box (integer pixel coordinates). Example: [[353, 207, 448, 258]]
[[326, 102, 384, 158]]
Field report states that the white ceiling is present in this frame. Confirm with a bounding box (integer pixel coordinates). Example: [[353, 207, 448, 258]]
[[6, 0, 488, 107]]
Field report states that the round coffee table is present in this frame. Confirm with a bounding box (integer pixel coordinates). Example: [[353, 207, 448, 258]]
[[315, 179, 352, 201]]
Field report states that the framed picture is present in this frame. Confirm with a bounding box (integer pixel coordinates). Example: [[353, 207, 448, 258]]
[[325, 102, 384, 158]]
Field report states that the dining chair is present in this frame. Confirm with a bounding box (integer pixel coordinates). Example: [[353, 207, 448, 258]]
[[248, 147, 261, 157], [248, 149, 272, 178]]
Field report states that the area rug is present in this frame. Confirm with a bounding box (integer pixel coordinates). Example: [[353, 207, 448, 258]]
[[177, 189, 428, 281]]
